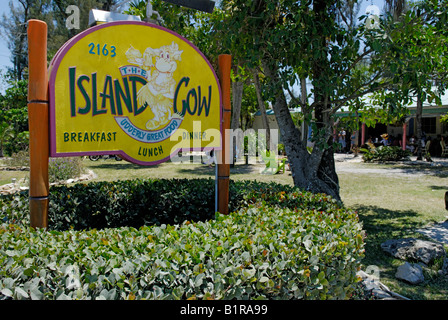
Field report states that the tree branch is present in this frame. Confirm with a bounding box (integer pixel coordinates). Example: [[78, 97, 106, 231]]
[[330, 72, 388, 112], [339, 48, 374, 80], [53, 0, 69, 19], [338, 6, 350, 28], [285, 82, 302, 107]]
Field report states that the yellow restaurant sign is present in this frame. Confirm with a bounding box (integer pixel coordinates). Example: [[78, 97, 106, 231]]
[[49, 21, 222, 165]]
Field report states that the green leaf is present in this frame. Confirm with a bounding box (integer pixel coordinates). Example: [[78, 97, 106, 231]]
[[242, 268, 256, 279], [15, 287, 29, 299], [30, 287, 44, 300], [1, 288, 13, 297], [259, 276, 269, 283], [194, 274, 205, 287]]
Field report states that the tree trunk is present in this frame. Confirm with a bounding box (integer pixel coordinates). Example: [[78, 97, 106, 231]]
[[309, 0, 340, 200], [231, 65, 244, 161], [252, 70, 271, 150], [231, 82, 243, 130], [262, 60, 341, 201], [300, 76, 309, 144], [416, 92, 423, 160]]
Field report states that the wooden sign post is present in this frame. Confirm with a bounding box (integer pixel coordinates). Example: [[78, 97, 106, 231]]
[[27, 19, 50, 229], [217, 54, 231, 215]]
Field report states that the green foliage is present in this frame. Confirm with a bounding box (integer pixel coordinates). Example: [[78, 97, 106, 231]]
[[278, 144, 285, 155], [441, 114, 448, 124], [4, 153, 85, 183], [3, 150, 30, 168], [0, 79, 29, 155], [0, 122, 14, 157], [361, 146, 412, 162], [366, 1, 448, 123], [0, 179, 364, 300], [240, 83, 259, 130], [123, 0, 147, 19], [3, 179, 337, 230]]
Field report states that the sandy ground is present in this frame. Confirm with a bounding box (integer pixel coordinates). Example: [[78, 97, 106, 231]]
[[335, 153, 448, 177]]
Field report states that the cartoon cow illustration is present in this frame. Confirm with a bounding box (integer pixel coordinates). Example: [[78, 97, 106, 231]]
[[126, 41, 183, 130]]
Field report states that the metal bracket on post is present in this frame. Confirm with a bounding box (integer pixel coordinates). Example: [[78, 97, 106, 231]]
[[162, 0, 215, 13]]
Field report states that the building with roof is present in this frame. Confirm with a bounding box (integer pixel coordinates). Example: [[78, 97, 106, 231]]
[[252, 92, 448, 155], [338, 91, 448, 155]]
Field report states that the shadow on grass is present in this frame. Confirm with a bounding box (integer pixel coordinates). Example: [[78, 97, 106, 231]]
[[176, 165, 215, 176], [87, 161, 160, 170], [350, 205, 428, 268], [351, 204, 448, 299], [376, 161, 448, 178], [230, 164, 267, 175], [428, 185, 448, 191], [352, 204, 427, 242], [176, 164, 261, 176]]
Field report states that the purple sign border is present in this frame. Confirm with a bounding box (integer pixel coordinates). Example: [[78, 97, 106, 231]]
[[48, 21, 223, 166]]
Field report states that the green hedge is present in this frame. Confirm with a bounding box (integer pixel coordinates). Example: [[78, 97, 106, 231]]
[[0, 179, 365, 300], [361, 146, 411, 162], [2, 178, 216, 229], [1, 179, 340, 231]]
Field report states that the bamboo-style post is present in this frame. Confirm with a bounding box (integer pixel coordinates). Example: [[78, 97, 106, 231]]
[[217, 54, 231, 215], [27, 19, 49, 229]]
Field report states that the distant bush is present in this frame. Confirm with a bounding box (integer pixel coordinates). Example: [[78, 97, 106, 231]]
[[361, 146, 411, 162], [3, 154, 84, 183], [1, 179, 345, 230], [3, 150, 30, 168], [0, 179, 365, 300], [48, 157, 85, 183]]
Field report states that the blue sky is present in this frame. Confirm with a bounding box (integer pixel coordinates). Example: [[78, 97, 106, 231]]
[[0, 1, 13, 90]]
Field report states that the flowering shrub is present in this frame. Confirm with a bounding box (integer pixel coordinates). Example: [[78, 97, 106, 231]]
[[361, 146, 411, 162], [0, 179, 365, 300], [3, 150, 30, 168], [48, 157, 85, 183], [2, 154, 84, 183]]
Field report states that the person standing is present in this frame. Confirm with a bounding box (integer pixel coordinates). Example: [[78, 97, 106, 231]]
[[380, 133, 389, 146], [338, 128, 346, 153], [203, 149, 215, 167], [350, 130, 358, 156]]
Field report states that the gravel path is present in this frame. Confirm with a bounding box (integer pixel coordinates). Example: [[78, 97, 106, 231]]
[[334, 153, 448, 177]]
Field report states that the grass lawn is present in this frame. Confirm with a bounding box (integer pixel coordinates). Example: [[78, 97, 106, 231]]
[[1, 156, 448, 299], [85, 158, 294, 185], [0, 169, 28, 186]]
